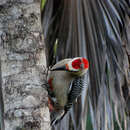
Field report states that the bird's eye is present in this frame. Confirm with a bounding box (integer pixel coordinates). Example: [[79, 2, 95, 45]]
[[82, 58, 89, 69], [72, 59, 82, 69]]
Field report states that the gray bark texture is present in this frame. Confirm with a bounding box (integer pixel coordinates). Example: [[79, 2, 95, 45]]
[[0, 0, 50, 130]]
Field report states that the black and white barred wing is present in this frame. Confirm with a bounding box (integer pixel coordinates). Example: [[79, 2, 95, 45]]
[[65, 73, 89, 111]]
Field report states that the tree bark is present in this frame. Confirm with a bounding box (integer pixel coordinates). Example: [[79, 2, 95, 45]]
[[0, 0, 50, 130]]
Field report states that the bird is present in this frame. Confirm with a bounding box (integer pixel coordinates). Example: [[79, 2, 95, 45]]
[[41, 0, 130, 130], [47, 57, 89, 125]]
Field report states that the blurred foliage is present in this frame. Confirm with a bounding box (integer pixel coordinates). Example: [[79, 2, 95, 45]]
[[41, 0, 46, 10], [86, 110, 93, 130]]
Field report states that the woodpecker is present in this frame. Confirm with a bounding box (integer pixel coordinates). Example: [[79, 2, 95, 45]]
[[47, 57, 89, 125]]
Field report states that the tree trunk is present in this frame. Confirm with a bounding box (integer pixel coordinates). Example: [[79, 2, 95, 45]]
[[0, 0, 50, 130]]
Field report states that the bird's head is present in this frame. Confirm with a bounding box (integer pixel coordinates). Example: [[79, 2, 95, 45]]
[[67, 57, 89, 71], [51, 57, 89, 76], [66, 57, 89, 76]]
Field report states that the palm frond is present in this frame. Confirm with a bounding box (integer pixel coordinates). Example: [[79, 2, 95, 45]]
[[41, 0, 130, 129]]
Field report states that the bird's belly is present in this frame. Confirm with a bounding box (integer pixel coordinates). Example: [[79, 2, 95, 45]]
[[48, 71, 73, 107], [53, 80, 69, 107]]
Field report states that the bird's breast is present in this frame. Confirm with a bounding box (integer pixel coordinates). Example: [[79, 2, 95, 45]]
[[48, 71, 74, 107]]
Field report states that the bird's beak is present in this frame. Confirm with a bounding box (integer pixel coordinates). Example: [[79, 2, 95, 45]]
[[51, 65, 67, 71]]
